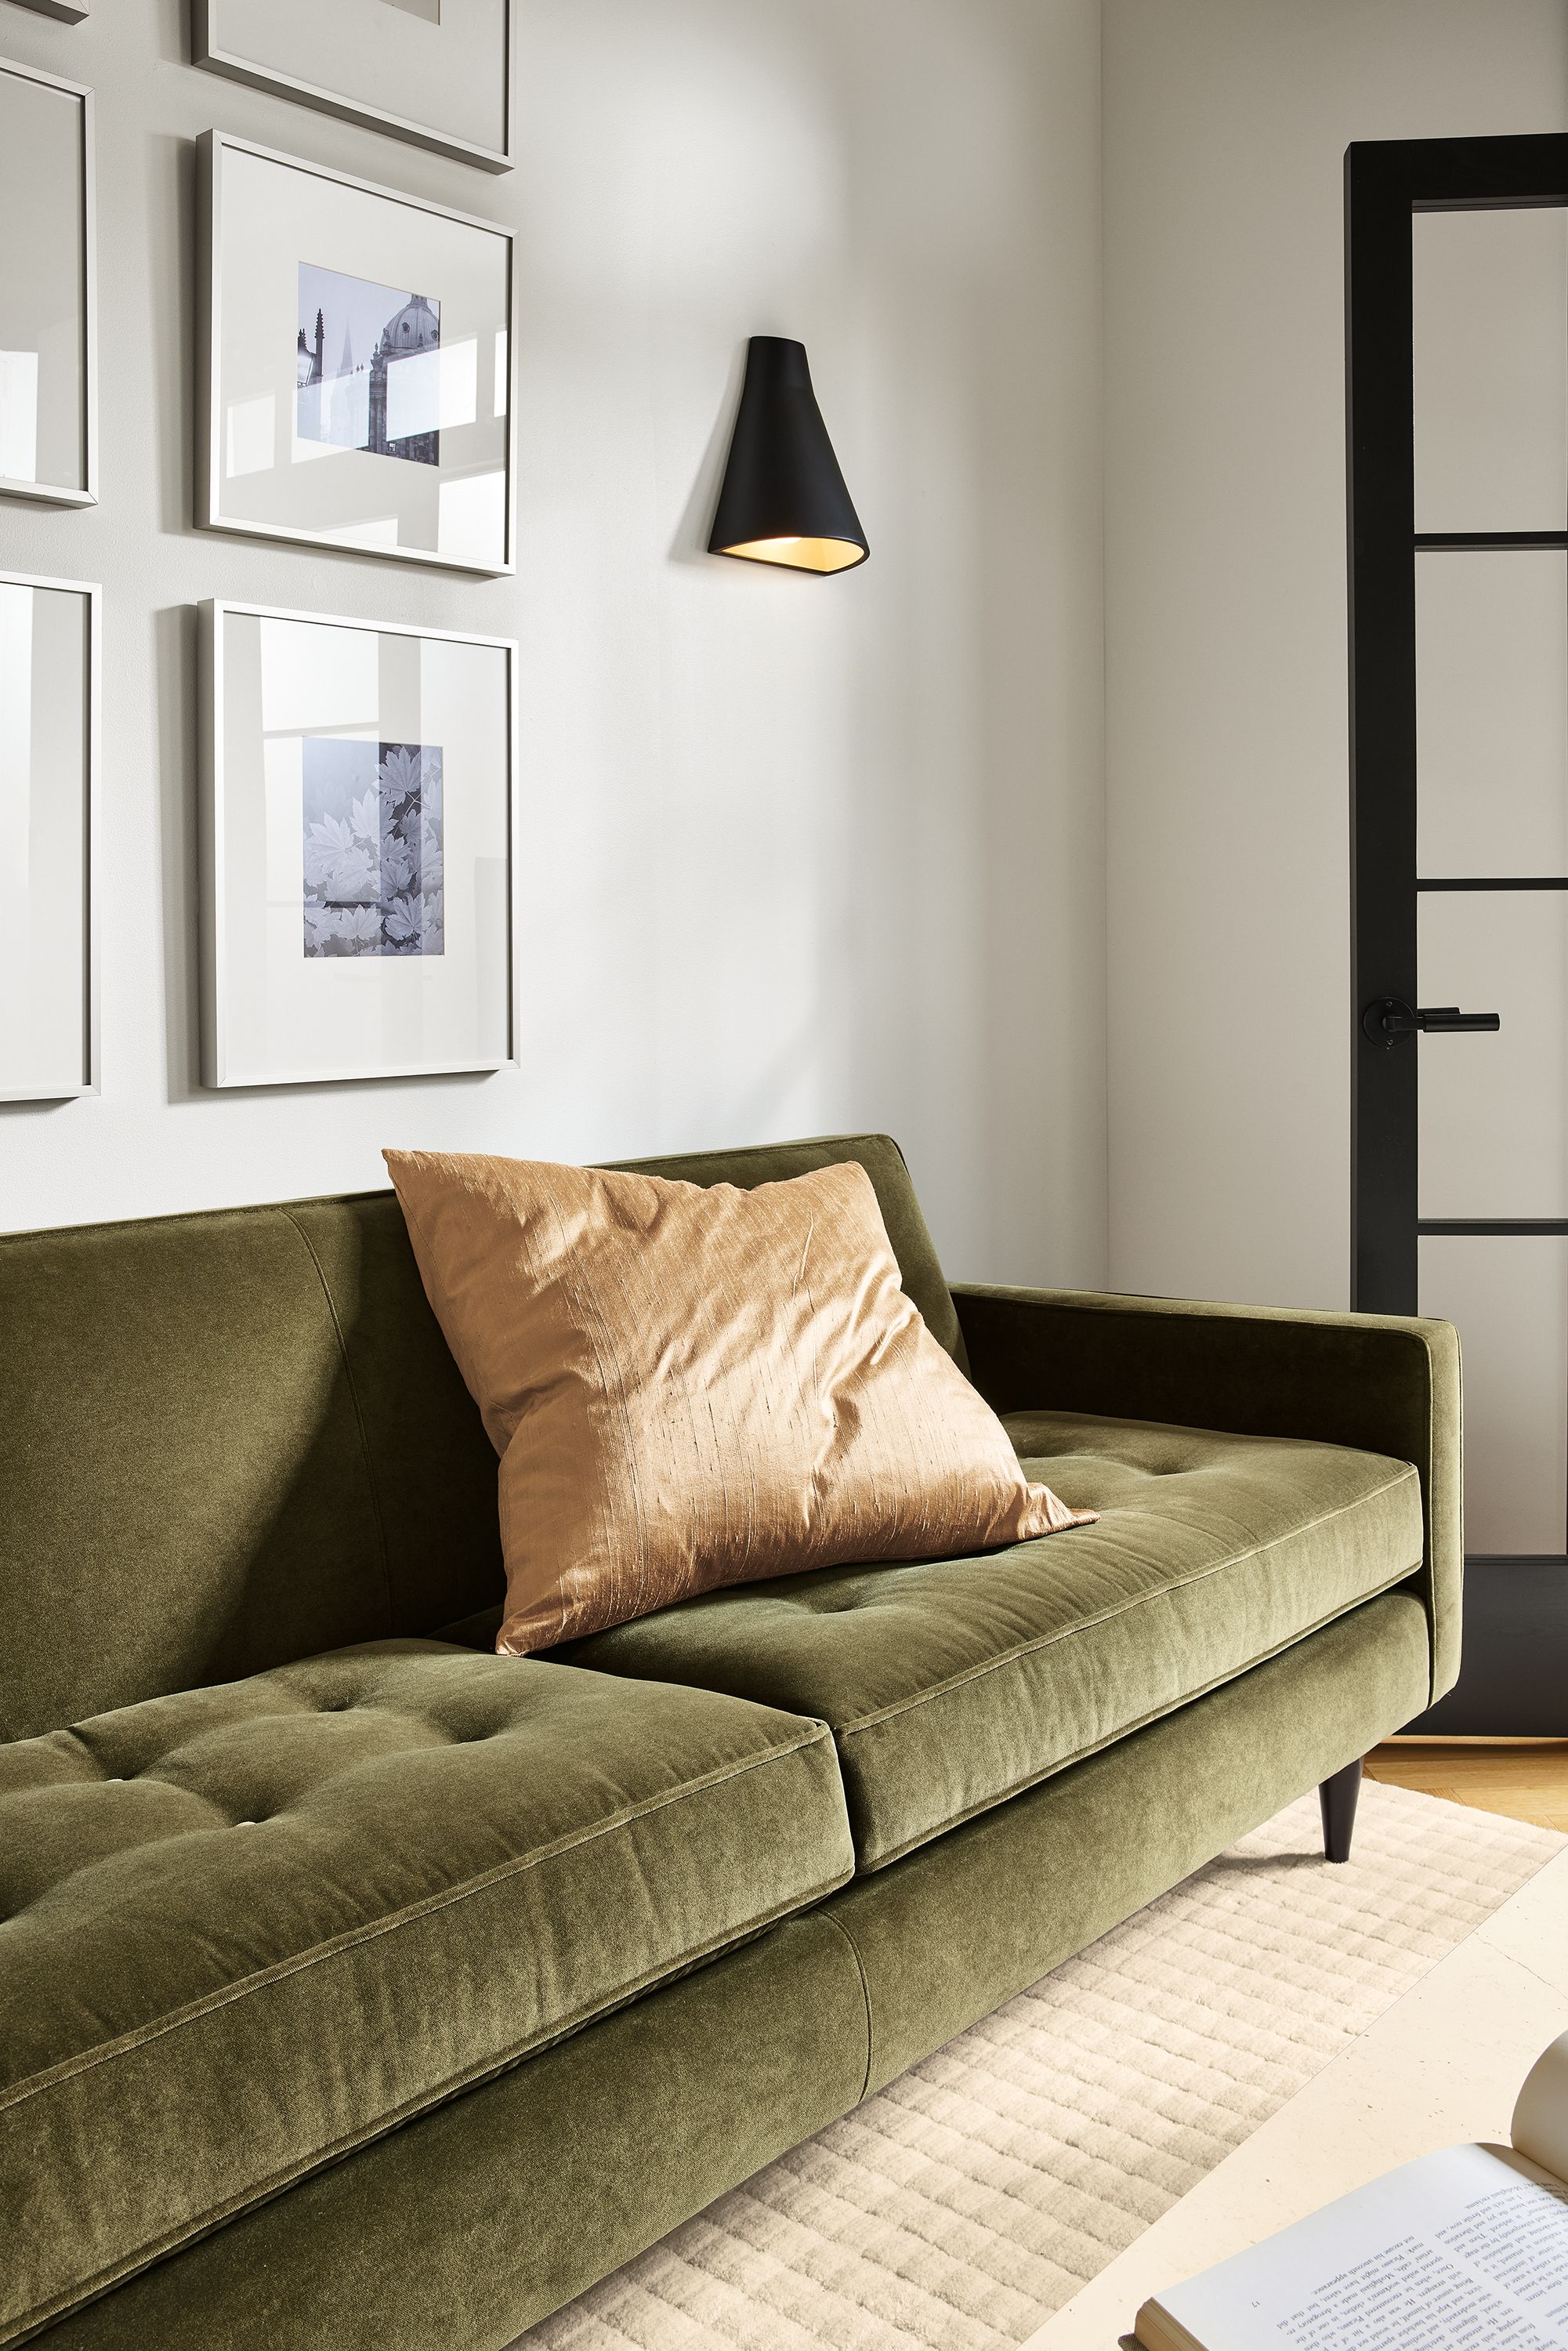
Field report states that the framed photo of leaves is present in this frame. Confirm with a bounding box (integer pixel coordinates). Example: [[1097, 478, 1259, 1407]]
[[0, 570, 98, 1100], [200, 600, 516, 1088], [193, 0, 512, 174], [198, 132, 515, 574]]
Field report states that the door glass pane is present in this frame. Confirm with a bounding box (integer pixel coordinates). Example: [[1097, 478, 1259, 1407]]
[[1419, 1236, 1568, 1554], [1413, 206, 1568, 534], [1417, 550, 1568, 877], [1418, 892, 1568, 1217]]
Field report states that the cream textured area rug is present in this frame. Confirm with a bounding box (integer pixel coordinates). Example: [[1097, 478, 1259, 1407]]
[[520, 1780, 1563, 2350]]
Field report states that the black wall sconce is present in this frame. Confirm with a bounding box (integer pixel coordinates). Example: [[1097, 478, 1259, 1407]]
[[708, 336, 869, 575]]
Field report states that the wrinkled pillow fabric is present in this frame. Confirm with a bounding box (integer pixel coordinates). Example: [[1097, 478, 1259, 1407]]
[[382, 1150, 1095, 1654]]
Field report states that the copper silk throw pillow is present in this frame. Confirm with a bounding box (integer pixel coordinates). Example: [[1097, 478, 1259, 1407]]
[[383, 1150, 1095, 1654]]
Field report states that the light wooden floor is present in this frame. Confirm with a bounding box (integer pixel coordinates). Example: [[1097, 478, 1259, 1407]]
[[1366, 1741, 1568, 1834]]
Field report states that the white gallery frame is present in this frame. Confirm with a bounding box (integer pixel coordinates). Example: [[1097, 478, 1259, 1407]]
[[0, 570, 100, 1102], [192, 0, 516, 176], [4, 2, 89, 22], [197, 130, 517, 575], [0, 57, 96, 505], [199, 597, 520, 1089]]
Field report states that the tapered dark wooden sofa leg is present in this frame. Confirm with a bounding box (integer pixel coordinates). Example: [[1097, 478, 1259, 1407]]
[[1319, 1758, 1363, 1863]]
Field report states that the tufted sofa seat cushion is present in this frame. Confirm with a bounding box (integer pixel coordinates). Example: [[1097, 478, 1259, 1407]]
[[0, 1643, 853, 2348], [554, 1410, 1426, 1872]]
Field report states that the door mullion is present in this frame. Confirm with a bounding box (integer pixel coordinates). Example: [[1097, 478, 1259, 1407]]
[[1348, 143, 1420, 1313], [1415, 529, 1568, 549]]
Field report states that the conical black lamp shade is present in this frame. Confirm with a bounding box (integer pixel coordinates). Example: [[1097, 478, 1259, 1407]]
[[708, 337, 868, 574]]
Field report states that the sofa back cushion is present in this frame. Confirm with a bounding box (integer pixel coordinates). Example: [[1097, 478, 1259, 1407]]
[[0, 1134, 957, 1740]]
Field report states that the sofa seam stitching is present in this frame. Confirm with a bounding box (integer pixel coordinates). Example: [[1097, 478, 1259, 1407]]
[[835, 1466, 1421, 1741], [816, 1909, 875, 2103], [0, 1724, 840, 2114], [860, 1567, 1424, 1871], [278, 1206, 394, 1638], [3, 1869, 855, 2342]]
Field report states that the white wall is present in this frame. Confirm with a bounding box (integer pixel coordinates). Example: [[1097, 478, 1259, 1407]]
[[1102, 0, 1568, 1310], [0, 0, 1106, 1288]]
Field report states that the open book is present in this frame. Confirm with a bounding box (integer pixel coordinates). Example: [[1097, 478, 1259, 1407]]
[[1135, 2031, 1568, 2351]]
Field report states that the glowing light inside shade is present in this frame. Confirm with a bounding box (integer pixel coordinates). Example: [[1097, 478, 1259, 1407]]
[[719, 535, 865, 574]]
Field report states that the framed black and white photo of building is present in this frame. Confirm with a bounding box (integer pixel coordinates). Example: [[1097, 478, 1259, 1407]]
[[0, 60, 95, 505], [0, 571, 99, 1101], [200, 600, 516, 1088], [193, 0, 513, 174], [198, 134, 515, 574]]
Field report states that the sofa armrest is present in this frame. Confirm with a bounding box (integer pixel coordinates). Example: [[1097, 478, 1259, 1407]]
[[952, 1282, 1462, 1708]]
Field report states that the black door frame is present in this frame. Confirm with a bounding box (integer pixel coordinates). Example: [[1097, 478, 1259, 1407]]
[[1347, 132, 1568, 1733]]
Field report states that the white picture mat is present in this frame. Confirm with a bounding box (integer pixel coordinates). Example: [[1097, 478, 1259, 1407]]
[[0, 578, 93, 1099], [0, 65, 90, 499], [206, 138, 512, 573], [198, 0, 508, 163], [209, 604, 514, 1087]]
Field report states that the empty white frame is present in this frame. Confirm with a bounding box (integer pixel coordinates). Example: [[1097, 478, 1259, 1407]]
[[201, 600, 516, 1088], [198, 133, 516, 574], [193, 0, 513, 174], [0, 572, 99, 1101], [0, 60, 94, 505]]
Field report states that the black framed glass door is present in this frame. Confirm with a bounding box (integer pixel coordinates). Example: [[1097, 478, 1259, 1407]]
[[1349, 132, 1568, 1732]]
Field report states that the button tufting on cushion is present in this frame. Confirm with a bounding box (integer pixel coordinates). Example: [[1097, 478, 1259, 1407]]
[[0, 1639, 853, 2349], [554, 1406, 1425, 1873]]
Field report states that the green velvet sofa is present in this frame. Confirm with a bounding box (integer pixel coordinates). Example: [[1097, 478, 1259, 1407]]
[[0, 1134, 1461, 2350]]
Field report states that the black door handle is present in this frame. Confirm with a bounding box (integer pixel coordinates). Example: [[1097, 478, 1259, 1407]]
[[1362, 996, 1501, 1049]]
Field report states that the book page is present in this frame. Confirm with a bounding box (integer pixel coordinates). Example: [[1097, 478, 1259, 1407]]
[[1516, 2033, 1568, 2186], [1146, 2142, 1568, 2351]]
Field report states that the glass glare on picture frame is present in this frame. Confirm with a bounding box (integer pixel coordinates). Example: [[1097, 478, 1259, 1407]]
[[0, 351, 40, 481], [193, 0, 508, 170], [207, 136, 512, 569], [212, 600, 512, 1085], [0, 63, 91, 502], [0, 575, 93, 1099], [295, 263, 446, 468]]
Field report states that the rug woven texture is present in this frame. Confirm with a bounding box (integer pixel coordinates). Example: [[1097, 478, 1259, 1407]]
[[520, 1779, 1563, 2350]]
